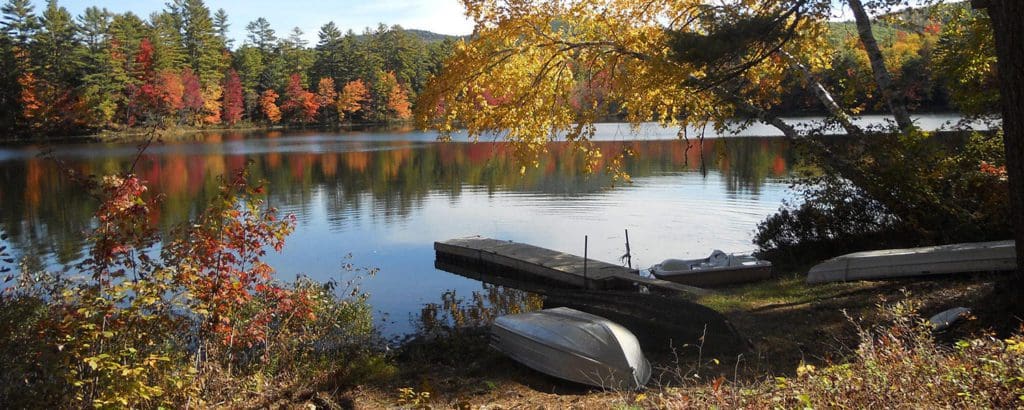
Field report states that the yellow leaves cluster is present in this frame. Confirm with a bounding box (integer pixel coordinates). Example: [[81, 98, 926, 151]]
[[419, 0, 830, 174]]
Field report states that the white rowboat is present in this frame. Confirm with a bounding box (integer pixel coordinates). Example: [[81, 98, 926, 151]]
[[650, 250, 772, 287], [807, 240, 1015, 284], [490, 307, 651, 390]]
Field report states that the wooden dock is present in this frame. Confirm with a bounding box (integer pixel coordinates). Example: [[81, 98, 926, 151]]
[[434, 236, 708, 296]]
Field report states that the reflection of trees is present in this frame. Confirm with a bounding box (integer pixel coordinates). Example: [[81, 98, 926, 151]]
[[0, 136, 792, 262], [415, 284, 544, 335]]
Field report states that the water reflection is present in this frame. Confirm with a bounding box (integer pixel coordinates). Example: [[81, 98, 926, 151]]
[[0, 135, 791, 261], [416, 285, 544, 336], [0, 129, 795, 336]]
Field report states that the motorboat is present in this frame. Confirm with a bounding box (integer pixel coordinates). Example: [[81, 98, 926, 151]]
[[806, 240, 1015, 284], [490, 307, 651, 390], [649, 250, 772, 287]]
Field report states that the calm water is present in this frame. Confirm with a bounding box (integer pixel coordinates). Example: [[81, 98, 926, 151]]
[[4, 117, 966, 336]]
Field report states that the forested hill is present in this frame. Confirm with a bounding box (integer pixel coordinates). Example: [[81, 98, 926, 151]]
[[405, 29, 464, 43]]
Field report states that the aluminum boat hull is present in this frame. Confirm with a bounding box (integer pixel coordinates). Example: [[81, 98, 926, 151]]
[[490, 307, 651, 390]]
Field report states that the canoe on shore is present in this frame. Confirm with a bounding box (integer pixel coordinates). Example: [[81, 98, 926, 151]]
[[650, 250, 772, 287], [490, 307, 651, 390], [806, 240, 1015, 284]]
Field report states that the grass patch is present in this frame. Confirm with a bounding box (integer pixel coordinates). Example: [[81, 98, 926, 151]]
[[696, 274, 870, 312]]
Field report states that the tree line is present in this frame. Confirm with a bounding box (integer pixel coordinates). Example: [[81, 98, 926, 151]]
[[0, 0, 455, 137]]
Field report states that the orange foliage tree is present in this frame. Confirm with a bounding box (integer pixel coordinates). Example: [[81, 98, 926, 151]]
[[201, 85, 222, 125], [315, 78, 339, 124], [337, 79, 369, 122], [260, 89, 282, 124], [380, 71, 411, 120], [315, 77, 337, 108]]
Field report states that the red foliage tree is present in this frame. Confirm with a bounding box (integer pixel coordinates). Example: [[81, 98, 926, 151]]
[[280, 73, 318, 124], [163, 167, 309, 348], [222, 70, 244, 126], [181, 68, 203, 123], [133, 38, 155, 81]]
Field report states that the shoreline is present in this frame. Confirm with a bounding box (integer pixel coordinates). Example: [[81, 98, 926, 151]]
[[0, 111, 985, 147], [0, 121, 414, 146]]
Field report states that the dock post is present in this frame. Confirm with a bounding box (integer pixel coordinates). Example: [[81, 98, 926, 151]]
[[624, 229, 632, 269], [584, 235, 589, 289]]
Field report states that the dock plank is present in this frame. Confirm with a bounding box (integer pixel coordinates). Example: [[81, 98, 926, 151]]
[[435, 236, 709, 296]]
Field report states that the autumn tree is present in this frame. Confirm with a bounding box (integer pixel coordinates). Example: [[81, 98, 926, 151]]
[[280, 73, 318, 124], [221, 68, 243, 125], [314, 77, 337, 124], [201, 84, 221, 124], [385, 75, 412, 121], [259, 88, 280, 123], [337, 78, 368, 122], [181, 67, 203, 124], [416, 0, 827, 168]]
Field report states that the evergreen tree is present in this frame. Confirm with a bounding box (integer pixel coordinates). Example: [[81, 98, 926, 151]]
[[280, 26, 313, 84], [35, 0, 80, 87], [311, 21, 343, 83], [212, 8, 231, 49], [0, 32, 20, 132], [244, 17, 275, 51], [171, 0, 226, 86], [1, 0, 38, 48], [149, 11, 185, 72], [76, 6, 109, 51], [232, 44, 263, 117]]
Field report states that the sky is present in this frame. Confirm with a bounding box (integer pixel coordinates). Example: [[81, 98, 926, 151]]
[[32, 0, 476, 45]]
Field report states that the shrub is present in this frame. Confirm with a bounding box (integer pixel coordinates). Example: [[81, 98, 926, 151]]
[[0, 168, 387, 408], [647, 299, 1024, 408], [755, 131, 1010, 266]]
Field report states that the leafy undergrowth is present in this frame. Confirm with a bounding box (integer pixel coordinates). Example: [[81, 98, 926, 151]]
[[638, 300, 1024, 409], [0, 169, 393, 408]]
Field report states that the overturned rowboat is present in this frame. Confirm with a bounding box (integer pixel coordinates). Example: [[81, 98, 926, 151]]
[[490, 307, 651, 390], [806, 240, 1015, 284]]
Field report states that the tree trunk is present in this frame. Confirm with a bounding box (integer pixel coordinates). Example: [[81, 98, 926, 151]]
[[781, 50, 863, 135], [847, 0, 914, 132], [976, 0, 1024, 298]]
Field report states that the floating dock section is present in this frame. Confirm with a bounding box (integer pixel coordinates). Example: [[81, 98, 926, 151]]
[[435, 236, 708, 296]]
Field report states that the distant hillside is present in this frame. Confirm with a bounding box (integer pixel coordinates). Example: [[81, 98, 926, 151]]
[[353, 28, 464, 44], [826, 1, 971, 46], [406, 29, 466, 43]]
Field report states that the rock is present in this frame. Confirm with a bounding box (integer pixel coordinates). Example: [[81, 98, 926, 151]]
[[929, 307, 971, 331]]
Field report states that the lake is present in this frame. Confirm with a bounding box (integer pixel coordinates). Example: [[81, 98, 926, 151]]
[[0, 116, 968, 336]]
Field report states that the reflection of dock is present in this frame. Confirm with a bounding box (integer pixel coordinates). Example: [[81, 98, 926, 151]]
[[434, 236, 708, 296]]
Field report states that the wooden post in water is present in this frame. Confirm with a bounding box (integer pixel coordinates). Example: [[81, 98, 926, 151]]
[[583, 235, 589, 289], [624, 229, 632, 269]]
